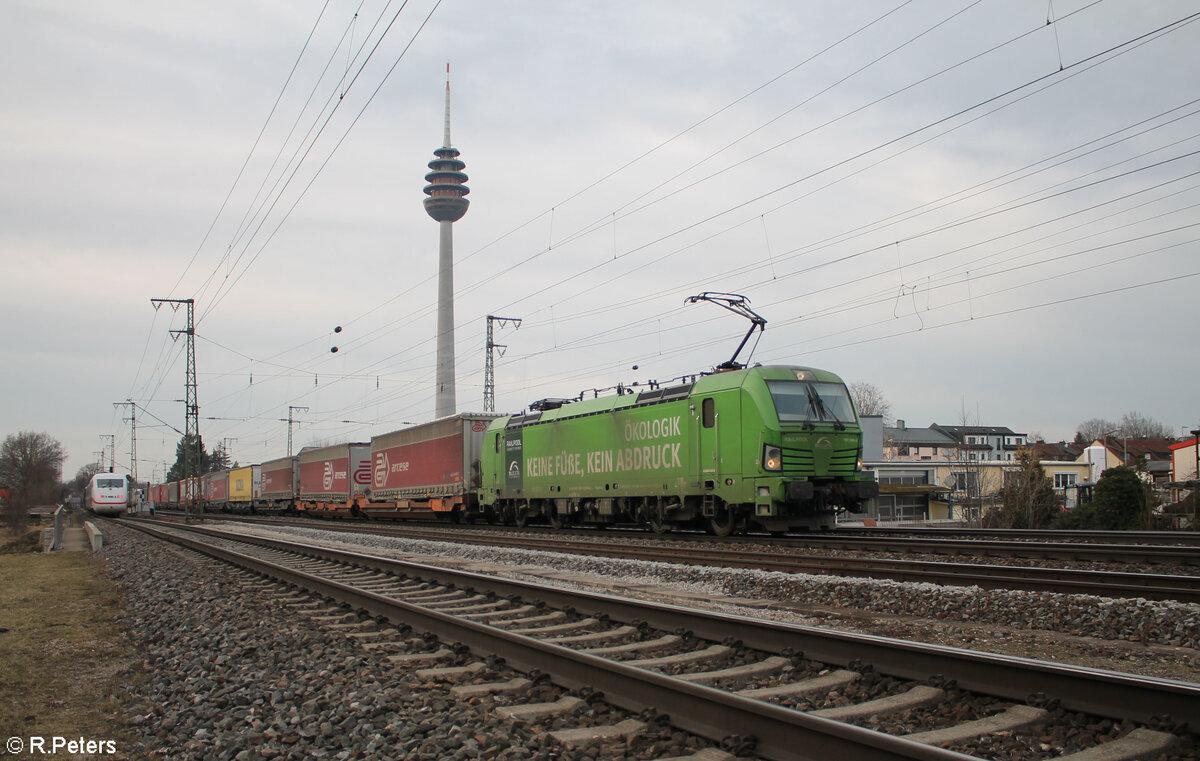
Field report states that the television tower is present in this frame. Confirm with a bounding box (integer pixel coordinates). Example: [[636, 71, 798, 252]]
[[423, 64, 469, 418]]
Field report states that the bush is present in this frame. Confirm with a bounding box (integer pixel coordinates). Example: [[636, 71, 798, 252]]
[[1059, 466, 1149, 530]]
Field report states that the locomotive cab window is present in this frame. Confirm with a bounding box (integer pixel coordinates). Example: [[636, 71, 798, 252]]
[[702, 398, 715, 428], [766, 380, 855, 424]]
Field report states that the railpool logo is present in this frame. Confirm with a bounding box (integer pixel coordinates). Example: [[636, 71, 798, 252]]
[[374, 452, 388, 488]]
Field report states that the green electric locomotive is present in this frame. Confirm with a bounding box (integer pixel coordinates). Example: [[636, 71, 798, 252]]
[[478, 364, 878, 534]]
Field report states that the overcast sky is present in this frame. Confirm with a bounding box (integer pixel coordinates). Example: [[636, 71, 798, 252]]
[[2, 0, 1197, 481]]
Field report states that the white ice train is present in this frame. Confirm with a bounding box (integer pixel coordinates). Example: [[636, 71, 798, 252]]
[[86, 472, 131, 517]]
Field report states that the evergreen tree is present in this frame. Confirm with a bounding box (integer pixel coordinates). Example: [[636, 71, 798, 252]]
[[1061, 466, 1148, 530], [1092, 466, 1150, 529], [165, 434, 212, 482], [989, 447, 1059, 528], [209, 442, 232, 472]]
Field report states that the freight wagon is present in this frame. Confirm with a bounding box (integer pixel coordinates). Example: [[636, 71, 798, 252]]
[[479, 365, 877, 533], [228, 465, 260, 511], [363, 414, 502, 521], [260, 455, 300, 513], [201, 470, 228, 508], [296, 443, 371, 517]]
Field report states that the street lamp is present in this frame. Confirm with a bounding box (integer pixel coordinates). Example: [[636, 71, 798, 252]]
[[1190, 429, 1200, 483]]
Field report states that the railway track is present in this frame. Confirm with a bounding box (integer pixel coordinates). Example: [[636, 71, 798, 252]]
[[155, 513, 1200, 603], [154, 510, 1200, 566], [122, 518, 1197, 761], [832, 527, 1200, 547]]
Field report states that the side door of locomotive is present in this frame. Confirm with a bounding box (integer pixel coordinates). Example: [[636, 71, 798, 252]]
[[695, 389, 744, 495]]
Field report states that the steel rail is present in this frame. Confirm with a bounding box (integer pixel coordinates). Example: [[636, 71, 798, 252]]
[[124, 520, 975, 761], [131, 520, 1200, 729], [794, 535, 1200, 564], [832, 526, 1200, 546]]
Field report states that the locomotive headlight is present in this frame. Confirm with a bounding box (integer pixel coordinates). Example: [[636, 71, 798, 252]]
[[763, 444, 782, 472]]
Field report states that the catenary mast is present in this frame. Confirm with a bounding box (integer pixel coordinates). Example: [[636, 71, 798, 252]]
[[423, 64, 469, 418]]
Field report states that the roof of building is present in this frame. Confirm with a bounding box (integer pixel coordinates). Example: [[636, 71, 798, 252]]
[[932, 424, 1025, 438], [1095, 437, 1177, 464], [1032, 441, 1083, 461], [884, 427, 956, 446]]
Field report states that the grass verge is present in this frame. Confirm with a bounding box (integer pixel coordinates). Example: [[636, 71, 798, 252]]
[[0, 531, 137, 759]]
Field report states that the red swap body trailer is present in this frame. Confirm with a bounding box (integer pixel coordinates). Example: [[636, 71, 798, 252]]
[[260, 456, 299, 512], [296, 443, 371, 517], [364, 414, 501, 521], [201, 471, 229, 510]]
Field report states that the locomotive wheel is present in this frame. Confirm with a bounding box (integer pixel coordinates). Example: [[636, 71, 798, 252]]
[[513, 510, 528, 528], [707, 506, 738, 537], [548, 510, 564, 529], [645, 505, 669, 534]]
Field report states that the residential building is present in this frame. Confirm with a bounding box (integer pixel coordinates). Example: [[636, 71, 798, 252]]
[[1076, 437, 1176, 486], [1170, 436, 1199, 483], [882, 420, 957, 461], [859, 421, 1088, 524], [930, 425, 1028, 462]]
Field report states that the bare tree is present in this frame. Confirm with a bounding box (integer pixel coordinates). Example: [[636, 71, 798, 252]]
[[1118, 411, 1171, 439], [1075, 418, 1119, 445], [1075, 413, 1172, 444], [849, 381, 891, 421], [0, 431, 66, 533], [68, 462, 103, 500]]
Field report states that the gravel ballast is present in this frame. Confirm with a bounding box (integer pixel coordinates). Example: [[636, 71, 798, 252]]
[[103, 523, 739, 761]]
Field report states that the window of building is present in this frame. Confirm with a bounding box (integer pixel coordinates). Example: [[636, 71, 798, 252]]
[[875, 494, 928, 521], [1054, 472, 1078, 489], [879, 471, 929, 486], [950, 471, 979, 493]]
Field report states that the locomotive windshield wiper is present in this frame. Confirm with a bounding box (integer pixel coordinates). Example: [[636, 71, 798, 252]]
[[805, 383, 846, 430]]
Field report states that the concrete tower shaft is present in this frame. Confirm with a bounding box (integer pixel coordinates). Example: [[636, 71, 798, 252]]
[[424, 65, 467, 419]]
